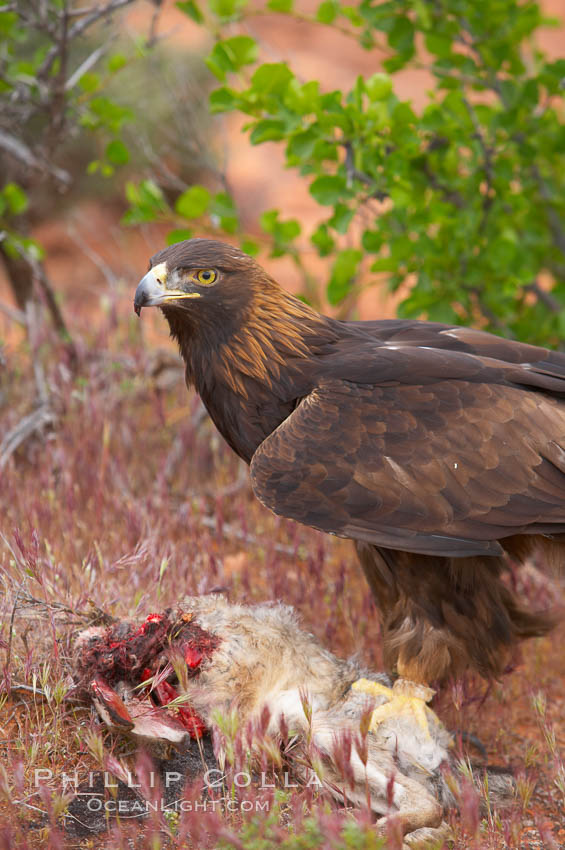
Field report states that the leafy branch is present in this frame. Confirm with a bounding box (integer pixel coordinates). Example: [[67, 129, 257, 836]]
[[143, 0, 564, 344]]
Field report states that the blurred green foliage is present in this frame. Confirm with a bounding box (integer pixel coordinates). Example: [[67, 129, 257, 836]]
[[0, 2, 208, 276], [0, 2, 141, 268], [3, 1, 565, 345], [125, 0, 565, 344]]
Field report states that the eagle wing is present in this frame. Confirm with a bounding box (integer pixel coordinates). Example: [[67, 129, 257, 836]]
[[250, 356, 565, 557]]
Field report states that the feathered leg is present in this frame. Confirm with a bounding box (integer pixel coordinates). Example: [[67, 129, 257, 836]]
[[356, 539, 556, 686]]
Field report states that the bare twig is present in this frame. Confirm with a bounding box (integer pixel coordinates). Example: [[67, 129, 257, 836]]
[[343, 141, 388, 201], [4, 588, 21, 687], [0, 301, 57, 469], [23, 250, 77, 357], [25, 299, 50, 406], [10, 801, 47, 817], [0, 405, 55, 471], [65, 44, 107, 91], [67, 223, 120, 288], [461, 94, 495, 239], [469, 288, 514, 337], [462, 95, 495, 180], [524, 281, 561, 314], [0, 299, 26, 325], [0, 129, 71, 186], [146, 0, 164, 48], [66, 3, 107, 16], [531, 166, 565, 261], [2, 585, 114, 626], [37, 0, 137, 80], [4, 683, 47, 697], [420, 160, 465, 209]]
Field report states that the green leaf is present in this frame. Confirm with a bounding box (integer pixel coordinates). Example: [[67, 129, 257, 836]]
[[250, 119, 286, 144], [279, 219, 301, 240], [0, 12, 19, 39], [260, 210, 279, 233], [3, 182, 28, 215], [240, 238, 260, 256], [260, 209, 300, 255], [267, 0, 293, 10], [176, 0, 204, 23], [141, 180, 166, 207], [387, 16, 414, 53], [341, 5, 364, 27], [287, 127, 319, 160], [362, 229, 383, 252], [327, 248, 362, 304], [425, 301, 459, 323], [389, 183, 412, 208], [105, 139, 130, 166], [311, 223, 334, 256], [122, 180, 167, 225], [424, 32, 452, 58], [211, 191, 236, 217], [206, 43, 233, 81], [167, 228, 193, 244], [365, 72, 392, 101], [392, 101, 416, 125], [260, 210, 300, 240], [136, 179, 165, 206], [309, 174, 347, 205], [5, 234, 44, 263], [316, 0, 338, 24], [541, 58, 565, 92], [209, 86, 237, 113], [250, 63, 293, 94], [383, 53, 411, 73], [398, 289, 435, 318], [329, 203, 354, 234], [86, 97, 134, 132], [175, 185, 211, 219], [79, 72, 100, 93], [211, 191, 238, 232], [206, 37, 257, 80], [208, 0, 246, 21], [370, 257, 398, 272], [107, 53, 127, 73], [222, 35, 258, 68]]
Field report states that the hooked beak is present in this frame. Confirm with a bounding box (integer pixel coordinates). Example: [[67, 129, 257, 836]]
[[134, 263, 201, 316]]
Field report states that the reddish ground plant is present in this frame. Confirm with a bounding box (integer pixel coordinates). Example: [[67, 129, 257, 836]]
[[0, 308, 563, 848]]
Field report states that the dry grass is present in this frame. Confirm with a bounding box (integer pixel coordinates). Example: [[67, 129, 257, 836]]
[[0, 303, 563, 848]]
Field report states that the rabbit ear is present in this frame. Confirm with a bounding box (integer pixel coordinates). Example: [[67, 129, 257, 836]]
[[89, 675, 192, 750], [90, 676, 135, 730]]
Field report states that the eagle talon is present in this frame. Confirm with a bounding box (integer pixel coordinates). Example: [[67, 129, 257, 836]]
[[352, 677, 438, 740]]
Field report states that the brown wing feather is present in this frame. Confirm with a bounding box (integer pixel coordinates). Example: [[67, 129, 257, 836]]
[[350, 319, 565, 374], [250, 376, 565, 558]]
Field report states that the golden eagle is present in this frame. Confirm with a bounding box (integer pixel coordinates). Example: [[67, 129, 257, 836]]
[[134, 238, 563, 700]]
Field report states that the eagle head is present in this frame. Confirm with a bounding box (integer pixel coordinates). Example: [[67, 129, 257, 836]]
[[133, 238, 262, 321]]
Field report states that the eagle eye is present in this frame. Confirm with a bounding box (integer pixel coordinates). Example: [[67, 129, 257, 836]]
[[194, 269, 218, 285]]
